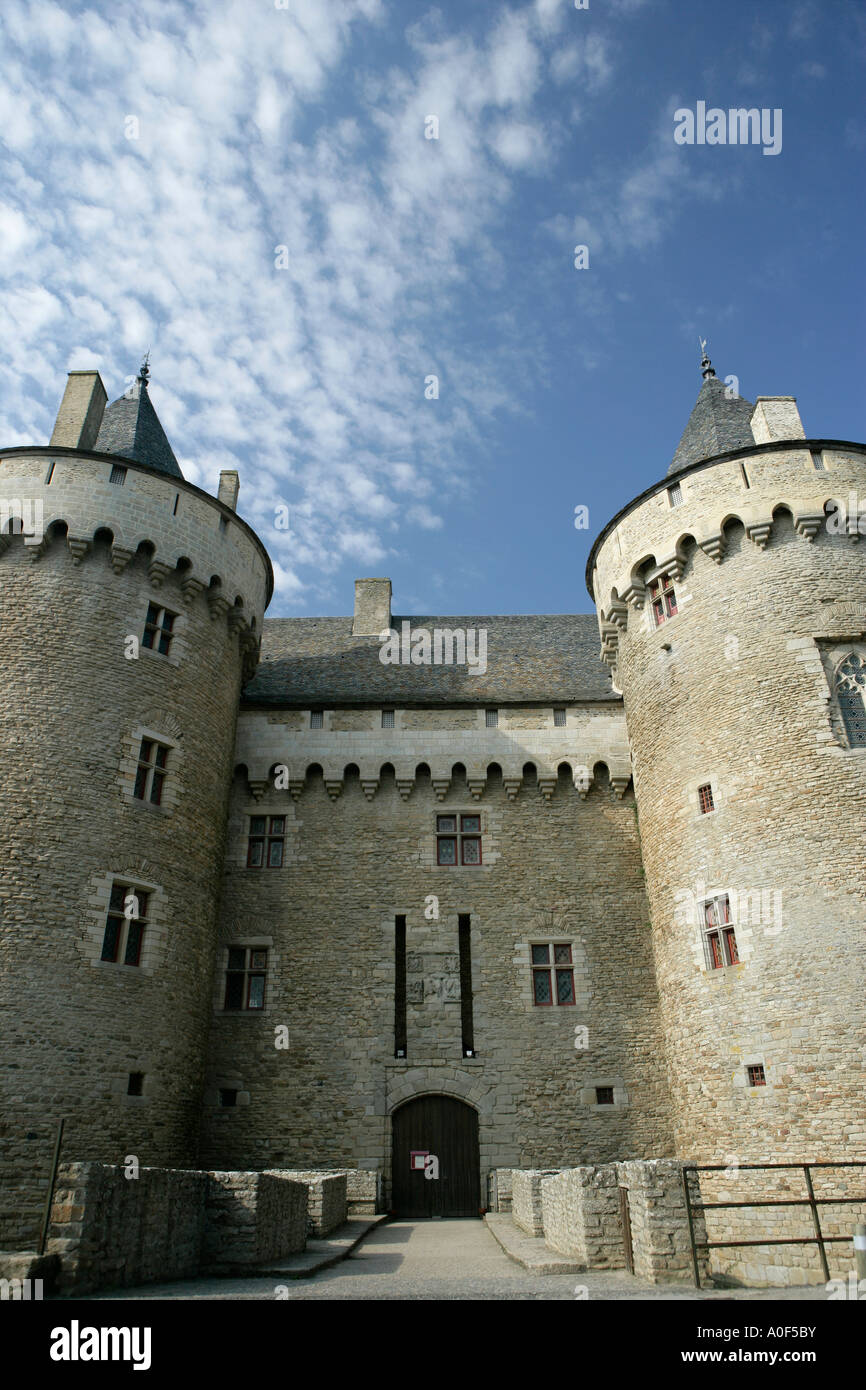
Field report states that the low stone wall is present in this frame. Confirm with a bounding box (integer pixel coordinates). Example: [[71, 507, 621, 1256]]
[[265, 1170, 347, 1236], [47, 1162, 206, 1296], [487, 1169, 513, 1214], [203, 1173, 307, 1269], [318, 1169, 380, 1215], [694, 1166, 866, 1288], [617, 1159, 709, 1285], [541, 1166, 625, 1267], [512, 1170, 561, 1237]]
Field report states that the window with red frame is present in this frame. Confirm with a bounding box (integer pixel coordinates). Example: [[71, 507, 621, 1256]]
[[101, 883, 149, 966], [649, 574, 678, 627], [698, 783, 715, 814], [702, 895, 739, 969], [134, 738, 169, 805], [247, 816, 285, 867], [436, 814, 482, 865], [747, 1064, 766, 1087], [224, 946, 268, 1010], [531, 942, 575, 1006]]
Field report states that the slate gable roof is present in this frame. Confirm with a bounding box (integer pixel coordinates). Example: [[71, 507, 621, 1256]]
[[95, 380, 183, 479], [668, 375, 755, 476], [244, 613, 616, 706]]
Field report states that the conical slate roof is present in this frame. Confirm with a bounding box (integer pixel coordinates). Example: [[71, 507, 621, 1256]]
[[668, 372, 755, 477], [95, 371, 183, 479]]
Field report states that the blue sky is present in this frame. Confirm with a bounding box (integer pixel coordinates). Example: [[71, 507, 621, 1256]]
[[1, 0, 864, 616]]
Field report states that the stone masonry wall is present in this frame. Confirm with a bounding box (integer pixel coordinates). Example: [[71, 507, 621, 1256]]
[[541, 1165, 624, 1267], [200, 737, 675, 1193], [487, 1168, 514, 1213], [591, 443, 866, 1166], [512, 1170, 560, 1237], [0, 451, 270, 1248], [203, 1172, 307, 1267], [47, 1162, 206, 1296], [266, 1171, 347, 1236], [617, 1159, 709, 1284]]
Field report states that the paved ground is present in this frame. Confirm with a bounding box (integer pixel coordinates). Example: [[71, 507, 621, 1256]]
[[78, 1220, 830, 1301]]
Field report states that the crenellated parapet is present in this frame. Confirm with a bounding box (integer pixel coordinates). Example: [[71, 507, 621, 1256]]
[[0, 447, 272, 681], [589, 440, 866, 672], [232, 707, 634, 804]]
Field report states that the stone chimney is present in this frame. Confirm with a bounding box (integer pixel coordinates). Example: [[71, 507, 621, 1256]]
[[49, 370, 108, 450], [750, 397, 806, 444], [353, 577, 392, 636], [218, 470, 240, 511]]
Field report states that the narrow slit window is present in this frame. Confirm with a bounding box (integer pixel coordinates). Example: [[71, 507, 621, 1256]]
[[740, 462, 750, 488], [45, 462, 56, 485], [459, 914, 474, 1056], [394, 915, 407, 1058], [173, 493, 180, 515]]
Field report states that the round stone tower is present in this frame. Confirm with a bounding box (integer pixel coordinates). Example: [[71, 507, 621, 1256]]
[[0, 365, 272, 1246], [587, 351, 866, 1164]]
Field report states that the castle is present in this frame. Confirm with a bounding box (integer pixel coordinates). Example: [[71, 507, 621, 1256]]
[[1, 352, 864, 1250]]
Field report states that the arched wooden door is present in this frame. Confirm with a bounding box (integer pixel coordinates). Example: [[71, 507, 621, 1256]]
[[391, 1095, 480, 1218]]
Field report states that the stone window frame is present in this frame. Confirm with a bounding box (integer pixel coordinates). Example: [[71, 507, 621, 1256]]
[[136, 602, 188, 670], [686, 774, 726, 822], [832, 649, 866, 750], [529, 940, 576, 1007], [435, 811, 483, 866], [205, 1074, 250, 1107], [816, 641, 866, 752], [222, 944, 270, 1012], [212, 933, 277, 1016], [700, 893, 740, 971], [687, 886, 754, 975], [81, 871, 169, 976], [246, 813, 286, 868], [733, 1054, 775, 1097], [646, 568, 679, 629], [667, 481, 684, 508], [579, 1078, 629, 1111], [226, 801, 297, 870], [118, 723, 182, 815], [514, 923, 589, 1015]]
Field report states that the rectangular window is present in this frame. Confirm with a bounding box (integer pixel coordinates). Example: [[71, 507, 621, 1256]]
[[437, 814, 482, 866], [127, 1072, 144, 1097], [740, 462, 750, 489], [110, 464, 127, 485], [382, 709, 395, 728], [554, 708, 566, 727], [747, 1064, 766, 1087], [459, 914, 474, 1056], [394, 915, 407, 1058], [247, 816, 284, 868], [133, 737, 169, 805], [698, 783, 715, 814], [101, 884, 149, 967], [668, 482, 683, 507], [811, 451, 826, 472], [46, 462, 56, 485], [596, 1086, 614, 1105], [173, 492, 180, 515], [310, 710, 323, 729], [648, 574, 678, 627], [219, 1089, 237, 1107], [142, 603, 176, 657], [703, 895, 738, 970], [219, 516, 228, 534], [485, 709, 499, 728], [531, 942, 574, 1007], [223, 946, 268, 1010]]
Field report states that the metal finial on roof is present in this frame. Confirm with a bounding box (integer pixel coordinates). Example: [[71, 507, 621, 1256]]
[[138, 351, 151, 388], [699, 336, 715, 380]]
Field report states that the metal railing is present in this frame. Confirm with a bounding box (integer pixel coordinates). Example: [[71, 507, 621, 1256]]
[[682, 1161, 866, 1289]]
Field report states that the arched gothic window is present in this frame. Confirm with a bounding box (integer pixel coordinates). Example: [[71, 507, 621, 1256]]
[[836, 654, 866, 747]]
